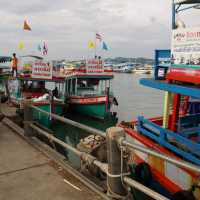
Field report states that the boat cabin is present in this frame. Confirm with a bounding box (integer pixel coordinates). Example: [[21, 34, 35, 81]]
[[64, 73, 115, 119], [65, 74, 113, 97]]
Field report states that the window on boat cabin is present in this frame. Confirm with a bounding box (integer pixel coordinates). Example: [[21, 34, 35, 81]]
[[22, 81, 47, 93], [45, 81, 64, 99], [55, 82, 64, 99], [75, 79, 112, 96], [65, 78, 76, 96], [77, 79, 99, 89], [76, 79, 99, 96]]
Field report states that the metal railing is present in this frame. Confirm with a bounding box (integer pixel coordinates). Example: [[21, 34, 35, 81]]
[[29, 122, 169, 200], [30, 123, 107, 174], [28, 105, 200, 200], [32, 105, 105, 137], [32, 105, 200, 173], [121, 140, 200, 173]]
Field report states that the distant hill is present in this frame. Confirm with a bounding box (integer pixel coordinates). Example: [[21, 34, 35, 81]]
[[105, 57, 154, 65]]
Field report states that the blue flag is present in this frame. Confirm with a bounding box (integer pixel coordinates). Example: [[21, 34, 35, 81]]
[[102, 41, 108, 51]]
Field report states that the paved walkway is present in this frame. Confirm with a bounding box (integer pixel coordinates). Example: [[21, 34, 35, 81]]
[[0, 122, 104, 200]]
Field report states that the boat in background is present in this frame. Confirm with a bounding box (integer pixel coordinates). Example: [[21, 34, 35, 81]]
[[113, 63, 135, 73], [104, 63, 113, 72], [132, 64, 153, 74]]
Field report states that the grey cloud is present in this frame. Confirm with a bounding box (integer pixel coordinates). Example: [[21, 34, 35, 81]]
[[0, 0, 196, 59]]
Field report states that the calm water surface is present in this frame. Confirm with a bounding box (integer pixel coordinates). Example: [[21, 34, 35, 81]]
[[112, 73, 164, 122]]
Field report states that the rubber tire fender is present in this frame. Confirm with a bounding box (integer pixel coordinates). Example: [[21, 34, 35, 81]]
[[171, 190, 195, 200], [134, 162, 152, 186]]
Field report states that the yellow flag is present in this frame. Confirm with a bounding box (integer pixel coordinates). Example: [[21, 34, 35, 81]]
[[88, 40, 95, 49], [18, 42, 25, 50]]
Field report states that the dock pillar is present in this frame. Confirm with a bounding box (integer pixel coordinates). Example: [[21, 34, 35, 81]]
[[106, 127, 128, 199], [24, 101, 34, 136]]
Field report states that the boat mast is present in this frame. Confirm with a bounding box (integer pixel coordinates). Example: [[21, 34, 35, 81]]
[[94, 33, 97, 58], [172, 0, 176, 29]]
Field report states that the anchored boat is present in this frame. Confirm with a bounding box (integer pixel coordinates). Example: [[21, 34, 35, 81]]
[[120, 1, 200, 199], [64, 58, 118, 120], [8, 56, 117, 126]]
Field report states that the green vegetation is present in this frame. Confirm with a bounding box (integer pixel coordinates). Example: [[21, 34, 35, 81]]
[[105, 57, 154, 65]]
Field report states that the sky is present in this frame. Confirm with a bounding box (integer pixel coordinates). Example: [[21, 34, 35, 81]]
[[0, 0, 199, 60]]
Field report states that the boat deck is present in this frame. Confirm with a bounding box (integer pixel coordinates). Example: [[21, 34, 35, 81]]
[[0, 120, 104, 200]]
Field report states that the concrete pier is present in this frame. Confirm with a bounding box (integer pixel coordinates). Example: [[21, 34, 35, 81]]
[[0, 122, 104, 200]]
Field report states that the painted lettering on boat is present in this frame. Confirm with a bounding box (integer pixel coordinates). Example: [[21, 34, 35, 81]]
[[69, 96, 107, 104], [32, 61, 53, 79]]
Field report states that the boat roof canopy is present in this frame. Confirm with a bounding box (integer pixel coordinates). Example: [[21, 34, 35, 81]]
[[65, 74, 114, 80], [18, 76, 65, 83], [20, 55, 43, 60], [174, 0, 200, 4]]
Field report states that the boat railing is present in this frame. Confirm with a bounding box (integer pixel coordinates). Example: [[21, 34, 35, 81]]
[[137, 116, 200, 165], [24, 104, 200, 200]]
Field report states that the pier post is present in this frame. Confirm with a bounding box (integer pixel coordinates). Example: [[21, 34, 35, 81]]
[[106, 127, 128, 199], [24, 101, 34, 136], [4, 79, 10, 103]]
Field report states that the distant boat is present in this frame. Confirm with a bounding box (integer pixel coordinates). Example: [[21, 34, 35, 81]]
[[132, 65, 153, 74], [104, 63, 113, 72], [113, 63, 135, 73]]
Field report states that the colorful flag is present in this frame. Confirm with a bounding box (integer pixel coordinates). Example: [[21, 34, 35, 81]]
[[37, 44, 42, 52], [87, 40, 95, 49], [43, 42, 48, 55], [18, 42, 25, 50], [102, 41, 108, 51], [96, 33, 102, 41], [23, 20, 31, 31]]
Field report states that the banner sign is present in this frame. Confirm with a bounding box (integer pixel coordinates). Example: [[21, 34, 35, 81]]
[[171, 27, 200, 68], [32, 61, 53, 79], [86, 59, 104, 73]]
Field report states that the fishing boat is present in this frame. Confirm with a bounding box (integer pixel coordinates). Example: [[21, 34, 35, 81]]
[[8, 56, 117, 126], [113, 63, 133, 73], [8, 55, 66, 127], [104, 63, 113, 72], [65, 58, 118, 119], [132, 65, 152, 75], [120, 1, 200, 199]]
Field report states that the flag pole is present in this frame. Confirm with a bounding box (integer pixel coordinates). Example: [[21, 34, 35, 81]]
[[94, 33, 97, 58]]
